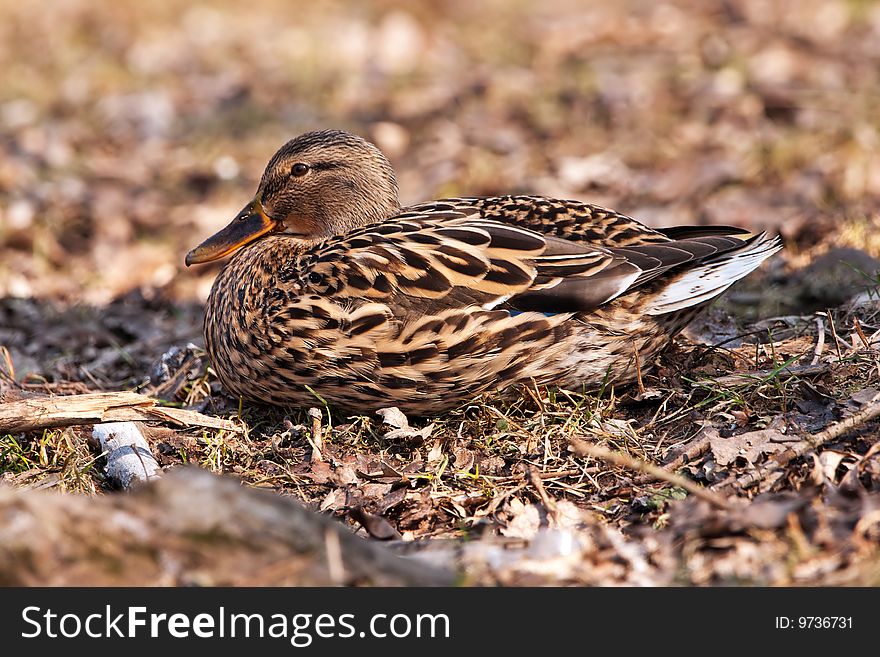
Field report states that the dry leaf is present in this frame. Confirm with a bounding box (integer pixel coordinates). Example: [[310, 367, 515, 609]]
[[348, 507, 402, 541], [375, 406, 435, 442], [710, 428, 794, 466]]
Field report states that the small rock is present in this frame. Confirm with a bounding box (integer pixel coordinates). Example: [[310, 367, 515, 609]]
[[797, 248, 880, 308]]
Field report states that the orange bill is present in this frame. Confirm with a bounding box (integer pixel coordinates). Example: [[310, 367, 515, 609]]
[[185, 196, 277, 266]]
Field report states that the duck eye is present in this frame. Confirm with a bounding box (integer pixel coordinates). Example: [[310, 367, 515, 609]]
[[291, 163, 309, 177], [307, 271, 323, 285]]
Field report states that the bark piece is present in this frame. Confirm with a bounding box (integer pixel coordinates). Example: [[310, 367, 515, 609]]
[[0, 466, 454, 586], [0, 391, 241, 433], [93, 422, 161, 489]]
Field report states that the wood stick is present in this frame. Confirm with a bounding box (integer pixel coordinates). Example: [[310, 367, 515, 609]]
[[570, 436, 730, 509], [0, 391, 241, 434], [307, 407, 324, 462], [705, 363, 831, 387], [634, 426, 715, 485], [810, 316, 826, 366], [632, 343, 645, 396], [93, 422, 161, 489], [527, 465, 560, 525]]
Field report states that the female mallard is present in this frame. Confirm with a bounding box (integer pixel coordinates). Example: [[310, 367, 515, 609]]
[[186, 130, 780, 414]]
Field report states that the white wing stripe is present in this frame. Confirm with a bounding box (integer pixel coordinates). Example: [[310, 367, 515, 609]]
[[646, 233, 782, 315]]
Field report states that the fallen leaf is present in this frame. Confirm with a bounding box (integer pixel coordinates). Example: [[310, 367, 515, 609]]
[[500, 499, 541, 539], [377, 487, 407, 515], [375, 406, 435, 442], [355, 462, 404, 484], [453, 447, 475, 472], [710, 428, 795, 467], [427, 439, 444, 464], [847, 387, 880, 407], [349, 507, 402, 541], [672, 492, 810, 536], [817, 450, 857, 484], [319, 488, 347, 513]]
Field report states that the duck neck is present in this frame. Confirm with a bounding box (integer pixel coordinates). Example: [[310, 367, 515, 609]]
[[314, 191, 401, 240]]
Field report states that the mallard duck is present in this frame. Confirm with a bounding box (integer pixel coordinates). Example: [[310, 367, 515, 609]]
[[186, 130, 780, 414]]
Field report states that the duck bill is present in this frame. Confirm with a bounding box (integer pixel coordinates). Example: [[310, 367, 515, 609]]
[[185, 197, 278, 266]]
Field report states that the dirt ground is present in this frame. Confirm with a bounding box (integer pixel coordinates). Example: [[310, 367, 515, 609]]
[[1, 0, 880, 585]]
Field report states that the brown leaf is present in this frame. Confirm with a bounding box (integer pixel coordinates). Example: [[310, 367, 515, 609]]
[[817, 450, 858, 485], [330, 461, 360, 486], [427, 439, 444, 464], [681, 308, 744, 347], [306, 460, 333, 484], [377, 487, 407, 515], [360, 482, 393, 501], [375, 406, 435, 442], [319, 488, 347, 513], [356, 461, 405, 484], [453, 447, 475, 472], [672, 492, 811, 536], [730, 494, 811, 531], [348, 507, 401, 541], [710, 428, 794, 466], [847, 387, 880, 408]]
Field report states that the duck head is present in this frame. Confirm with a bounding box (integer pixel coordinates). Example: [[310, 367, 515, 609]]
[[185, 129, 400, 265]]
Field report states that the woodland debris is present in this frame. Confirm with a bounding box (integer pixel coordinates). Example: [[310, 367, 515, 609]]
[[376, 406, 435, 442], [0, 391, 241, 434], [92, 421, 161, 489], [307, 407, 324, 462], [348, 507, 402, 541], [527, 465, 561, 526], [709, 427, 794, 467], [145, 343, 204, 400], [720, 390, 880, 491], [570, 436, 731, 509], [634, 425, 716, 486], [705, 363, 832, 388], [2, 0, 880, 589], [0, 466, 453, 586]]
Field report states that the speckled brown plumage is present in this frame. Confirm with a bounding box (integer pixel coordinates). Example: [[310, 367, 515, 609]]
[[189, 130, 781, 414]]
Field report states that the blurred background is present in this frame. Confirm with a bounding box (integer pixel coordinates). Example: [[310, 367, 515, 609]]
[[0, 0, 878, 306]]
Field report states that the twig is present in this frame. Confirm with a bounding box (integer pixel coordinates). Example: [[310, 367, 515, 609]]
[[0, 391, 242, 433], [810, 316, 826, 365], [634, 426, 715, 485], [827, 310, 843, 360], [307, 407, 324, 462], [145, 351, 202, 400], [569, 436, 730, 509], [852, 317, 871, 350], [526, 465, 560, 525], [483, 467, 599, 484], [538, 467, 598, 479], [526, 380, 546, 414], [707, 363, 831, 387], [0, 346, 22, 389], [720, 390, 880, 491]]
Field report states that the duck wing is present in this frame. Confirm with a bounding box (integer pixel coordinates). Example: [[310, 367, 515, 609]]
[[298, 208, 622, 313], [404, 196, 672, 246], [297, 208, 780, 316]]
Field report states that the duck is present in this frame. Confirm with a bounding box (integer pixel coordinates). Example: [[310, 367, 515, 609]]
[[185, 129, 781, 414]]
